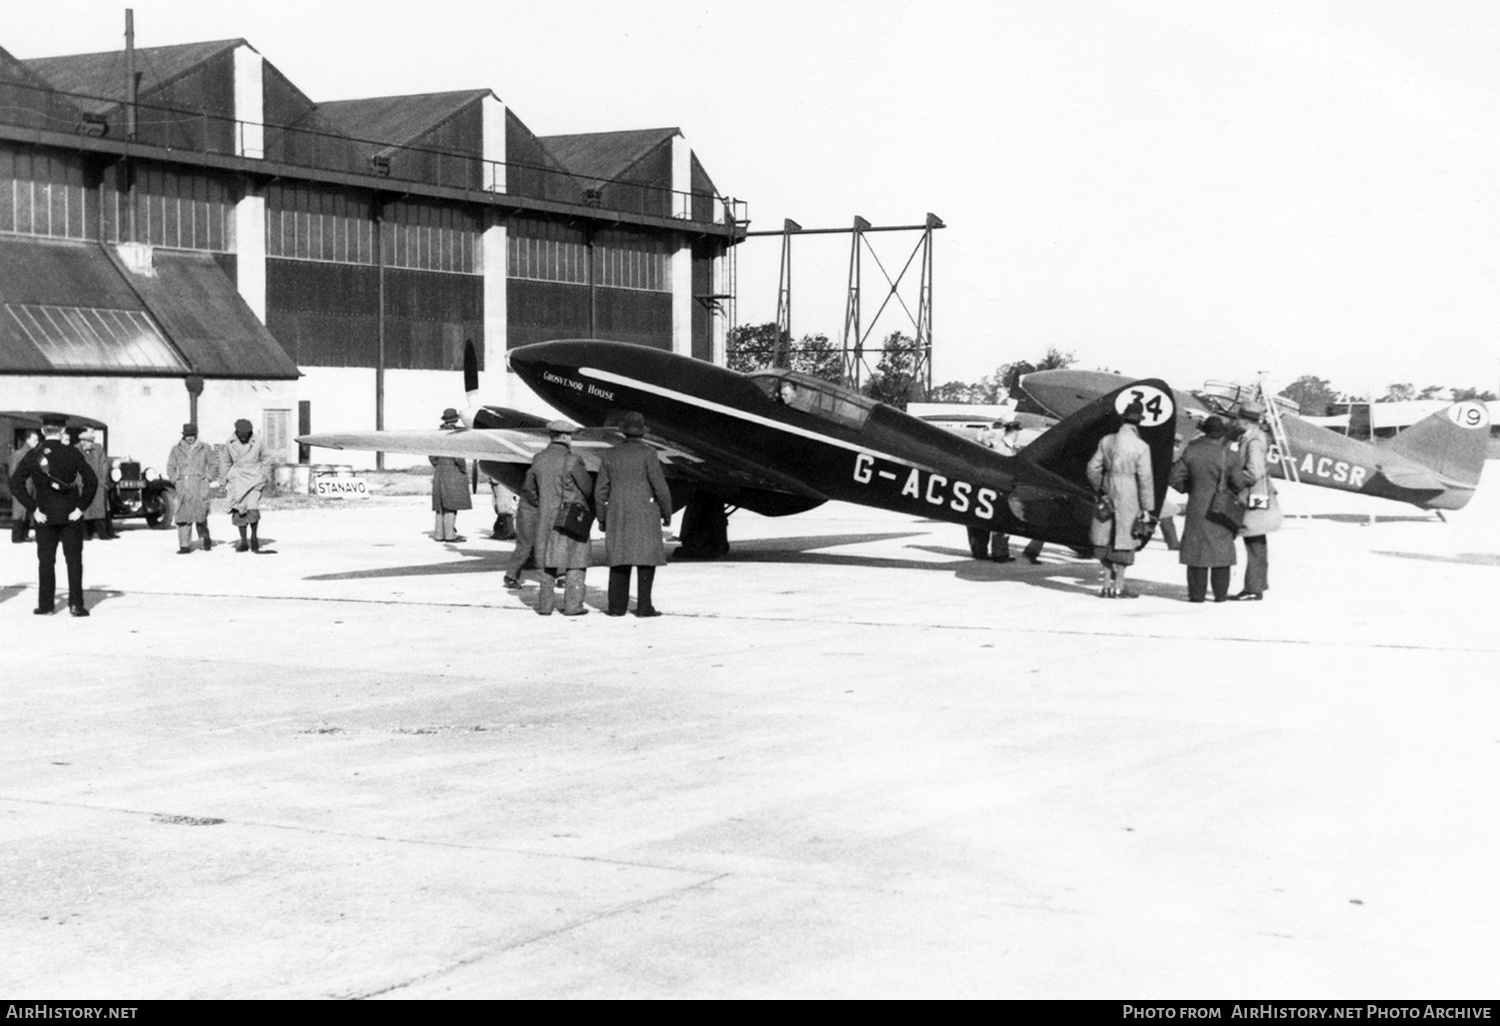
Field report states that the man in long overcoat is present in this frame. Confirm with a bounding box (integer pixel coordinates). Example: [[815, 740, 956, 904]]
[[167, 423, 216, 554], [1168, 416, 1248, 603], [594, 412, 674, 617], [71, 428, 113, 539], [9, 429, 38, 543], [1085, 401, 1155, 598], [1233, 403, 1279, 600], [430, 408, 472, 543], [522, 421, 593, 615], [221, 418, 267, 552]]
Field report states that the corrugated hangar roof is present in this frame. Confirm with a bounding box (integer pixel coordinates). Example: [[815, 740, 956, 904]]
[[113, 249, 300, 379], [543, 128, 680, 185], [0, 237, 298, 379], [318, 90, 492, 154], [24, 39, 245, 114], [0, 43, 80, 109]]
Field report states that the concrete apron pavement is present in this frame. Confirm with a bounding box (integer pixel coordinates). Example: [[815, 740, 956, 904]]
[[2, 476, 1498, 998]]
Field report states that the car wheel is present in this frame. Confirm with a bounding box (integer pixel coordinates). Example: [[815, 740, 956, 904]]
[[145, 492, 170, 528]]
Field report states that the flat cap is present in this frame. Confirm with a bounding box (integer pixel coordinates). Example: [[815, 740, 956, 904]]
[[1238, 401, 1265, 419], [40, 413, 68, 428], [547, 419, 578, 435]]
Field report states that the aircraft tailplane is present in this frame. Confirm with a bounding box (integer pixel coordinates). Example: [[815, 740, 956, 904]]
[[1383, 401, 1490, 489]]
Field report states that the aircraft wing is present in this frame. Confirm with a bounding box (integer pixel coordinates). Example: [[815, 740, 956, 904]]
[[298, 427, 703, 474]]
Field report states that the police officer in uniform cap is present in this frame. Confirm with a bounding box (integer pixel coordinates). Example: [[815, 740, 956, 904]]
[[8, 414, 98, 615]]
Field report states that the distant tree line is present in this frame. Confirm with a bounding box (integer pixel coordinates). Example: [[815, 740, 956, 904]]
[[726, 327, 1497, 416], [727, 323, 1079, 412], [1281, 375, 1497, 415]]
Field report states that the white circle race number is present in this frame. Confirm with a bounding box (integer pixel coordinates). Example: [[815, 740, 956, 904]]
[[1116, 385, 1175, 428], [1447, 401, 1490, 430]]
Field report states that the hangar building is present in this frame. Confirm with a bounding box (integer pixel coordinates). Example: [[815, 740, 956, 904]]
[[0, 36, 742, 468]]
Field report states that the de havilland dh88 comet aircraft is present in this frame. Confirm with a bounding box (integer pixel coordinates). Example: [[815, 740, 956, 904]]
[[1020, 369, 1491, 513], [299, 339, 1181, 558]]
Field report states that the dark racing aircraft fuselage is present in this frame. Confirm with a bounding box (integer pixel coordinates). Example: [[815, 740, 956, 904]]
[[507, 339, 1114, 546]]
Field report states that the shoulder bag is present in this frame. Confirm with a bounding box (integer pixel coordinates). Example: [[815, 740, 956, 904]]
[[553, 455, 592, 542], [1206, 455, 1245, 532]]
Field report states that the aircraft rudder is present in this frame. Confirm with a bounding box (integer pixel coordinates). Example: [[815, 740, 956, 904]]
[[1384, 400, 1490, 487], [1022, 376, 1179, 513]]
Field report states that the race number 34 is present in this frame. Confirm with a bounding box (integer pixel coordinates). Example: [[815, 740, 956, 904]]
[[1116, 385, 1175, 428]]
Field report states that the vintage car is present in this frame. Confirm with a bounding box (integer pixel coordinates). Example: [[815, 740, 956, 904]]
[[107, 456, 172, 527]]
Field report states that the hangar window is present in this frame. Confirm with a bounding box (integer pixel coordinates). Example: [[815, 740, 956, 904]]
[[384, 199, 480, 274], [5, 303, 186, 372], [101, 162, 235, 253], [509, 217, 588, 285], [748, 370, 875, 430], [266, 182, 375, 266], [595, 229, 669, 292], [0, 144, 92, 241]]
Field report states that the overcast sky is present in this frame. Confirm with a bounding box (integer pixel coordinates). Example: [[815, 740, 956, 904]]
[[5, 1, 1498, 399]]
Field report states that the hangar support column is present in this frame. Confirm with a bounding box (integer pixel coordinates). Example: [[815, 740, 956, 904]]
[[481, 93, 513, 402], [232, 44, 266, 321], [670, 135, 692, 357], [234, 186, 266, 323]]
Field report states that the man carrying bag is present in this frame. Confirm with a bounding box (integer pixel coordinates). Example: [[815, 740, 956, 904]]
[[522, 421, 593, 616]]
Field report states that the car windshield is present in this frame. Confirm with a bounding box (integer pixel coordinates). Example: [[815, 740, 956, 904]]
[[749, 370, 876, 430]]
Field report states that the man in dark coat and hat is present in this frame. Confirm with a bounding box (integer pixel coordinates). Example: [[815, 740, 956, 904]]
[[430, 408, 472, 543], [1168, 416, 1248, 602], [9, 414, 98, 615], [594, 411, 674, 617]]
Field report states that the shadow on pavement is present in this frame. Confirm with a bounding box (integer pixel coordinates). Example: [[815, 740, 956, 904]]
[[1307, 513, 1438, 524], [1375, 550, 1500, 567], [306, 546, 510, 581]]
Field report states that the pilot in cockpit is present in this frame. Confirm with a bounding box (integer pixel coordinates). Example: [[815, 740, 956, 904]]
[[778, 381, 799, 407]]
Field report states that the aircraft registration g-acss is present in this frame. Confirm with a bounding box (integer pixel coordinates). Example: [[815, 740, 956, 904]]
[[299, 339, 1180, 557], [1021, 369, 1490, 512]]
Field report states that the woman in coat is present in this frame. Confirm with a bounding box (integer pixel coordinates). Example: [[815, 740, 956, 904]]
[[167, 422, 216, 554], [594, 412, 674, 617], [1167, 416, 1248, 602], [220, 418, 267, 553], [1085, 400, 1155, 598], [430, 408, 472, 543], [522, 421, 593, 616]]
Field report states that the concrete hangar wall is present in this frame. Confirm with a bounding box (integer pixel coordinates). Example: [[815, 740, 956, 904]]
[[0, 36, 741, 469]]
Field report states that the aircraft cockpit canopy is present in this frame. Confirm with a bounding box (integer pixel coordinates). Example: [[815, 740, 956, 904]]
[[1200, 380, 1301, 419], [749, 369, 877, 430]]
